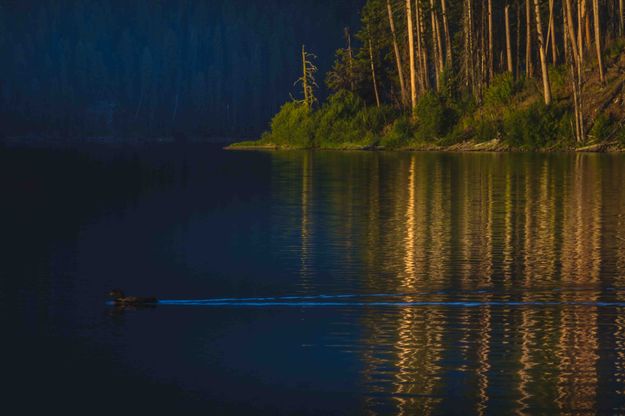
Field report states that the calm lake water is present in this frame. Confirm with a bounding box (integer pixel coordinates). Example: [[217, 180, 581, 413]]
[[2, 145, 625, 415]]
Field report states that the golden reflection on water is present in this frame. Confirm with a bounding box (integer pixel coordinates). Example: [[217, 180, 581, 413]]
[[274, 152, 625, 414]]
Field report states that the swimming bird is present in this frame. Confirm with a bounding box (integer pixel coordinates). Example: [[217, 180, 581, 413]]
[[108, 289, 158, 305]]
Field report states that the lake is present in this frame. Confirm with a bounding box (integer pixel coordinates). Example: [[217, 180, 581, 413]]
[[2, 145, 625, 415]]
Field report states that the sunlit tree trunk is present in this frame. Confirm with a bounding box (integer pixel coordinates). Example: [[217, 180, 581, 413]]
[[417, 0, 430, 91], [488, 0, 494, 81], [345, 28, 355, 92], [582, 0, 592, 49], [430, 0, 443, 91], [577, 0, 585, 64], [480, 0, 487, 94], [517, 0, 522, 76], [546, 0, 558, 64], [368, 34, 381, 108], [563, 1, 570, 62], [406, 0, 417, 116], [435, 8, 445, 78], [440, 0, 453, 67], [302, 45, 309, 107], [506, 4, 514, 74], [533, 0, 552, 105], [465, 0, 475, 95], [387, 0, 408, 105], [592, 0, 605, 84], [564, 0, 586, 143], [526, 0, 534, 78], [618, 0, 625, 36]]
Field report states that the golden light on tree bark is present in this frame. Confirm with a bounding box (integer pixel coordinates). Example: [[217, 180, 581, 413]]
[[440, 0, 453, 67], [406, 0, 417, 117], [387, 0, 408, 105], [533, 0, 552, 105], [505, 4, 514, 74], [367, 26, 381, 108], [416, 0, 429, 91], [488, 0, 494, 81], [526, 0, 533, 78], [592, 0, 605, 85]]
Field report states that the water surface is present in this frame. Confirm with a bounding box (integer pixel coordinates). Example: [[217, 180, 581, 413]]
[[2, 145, 625, 414]]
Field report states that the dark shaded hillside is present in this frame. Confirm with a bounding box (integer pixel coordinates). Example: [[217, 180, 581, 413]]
[[0, 0, 364, 141]]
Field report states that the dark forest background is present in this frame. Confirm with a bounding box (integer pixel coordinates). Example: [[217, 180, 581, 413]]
[[0, 0, 363, 140]]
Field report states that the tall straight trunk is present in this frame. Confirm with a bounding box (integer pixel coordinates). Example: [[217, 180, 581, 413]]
[[481, 0, 487, 94], [345, 28, 355, 92], [618, 0, 625, 36], [488, 0, 494, 81], [533, 0, 552, 104], [430, 0, 442, 91], [406, 0, 417, 116], [592, 0, 605, 84], [563, 1, 570, 63], [368, 35, 381, 108], [466, 0, 475, 94], [301, 45, 310, 108], [583, 0, 592, 48], [547, 0, 557, 64], [564, 0, 585, 143], [435, 9, 445, 76], [526, 0, 533, 77], [387, 0, 408, 105], [440, 0, 453, 67], [516, 0, 522, 77], [505, 4, 514, 73], [416, 0, 430, 91], [464, 0, 472, 88], [577, 0, 585, 62]]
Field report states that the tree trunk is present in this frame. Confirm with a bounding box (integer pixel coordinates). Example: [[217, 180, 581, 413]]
[[368, 35, 381, 108], [406, 0, 417, 116], [564, 0, 586, 143], [416, 0, 430, 91], [592, 0, 605, 84], [440, 0, 453, 67], [533, 0, 552, 105], [526, 0, 533, 77], [466, 0, 475, 95], [516, 0, 522, 77], [435, 9, 445, 77], [480, 0, 487, 94], [583, 0, 592, 49], [488, 0, 494, 81], [301, 45, 309, 108], [387, 0, 408, 105], [430, 0, 442, 91], [506, 4, 514, 73], [547, 0, 557, 64], [618, 0, 625, 36], [345, 28, 355, 92]]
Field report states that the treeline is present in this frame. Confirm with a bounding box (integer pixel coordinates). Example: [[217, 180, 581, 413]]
[[0, 0, 362, 140], [255, 0, 625, 149]]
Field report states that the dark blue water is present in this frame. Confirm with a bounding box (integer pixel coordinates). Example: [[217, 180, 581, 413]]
[[3, 145, 625, 414]]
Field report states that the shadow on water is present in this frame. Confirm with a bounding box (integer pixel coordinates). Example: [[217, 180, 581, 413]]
[[3, 146, 625, 414]]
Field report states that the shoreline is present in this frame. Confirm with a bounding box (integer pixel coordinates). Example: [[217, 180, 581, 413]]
[[225, 139, 625, 153]]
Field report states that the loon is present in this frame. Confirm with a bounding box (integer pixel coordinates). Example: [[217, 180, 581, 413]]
[[109, 289, 158, 305]]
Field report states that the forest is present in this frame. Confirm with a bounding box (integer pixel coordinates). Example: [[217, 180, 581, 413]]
[[243, 0, 625, 150], [0, 0, 362, 141]]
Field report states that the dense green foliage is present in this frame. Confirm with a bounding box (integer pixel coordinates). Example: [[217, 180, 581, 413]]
[[261, 91, 395, 148]]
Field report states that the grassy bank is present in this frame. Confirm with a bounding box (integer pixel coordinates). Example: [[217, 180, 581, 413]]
[[230, 64, 625, 153]]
